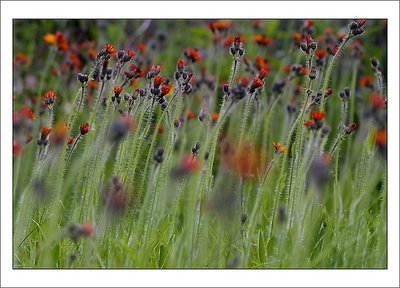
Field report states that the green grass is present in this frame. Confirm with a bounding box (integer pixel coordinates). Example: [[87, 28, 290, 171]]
[[12, 19, 387, 268]]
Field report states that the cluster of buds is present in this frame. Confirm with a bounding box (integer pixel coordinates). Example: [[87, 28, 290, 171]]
[[124, 90, 139, 114], [343, 122, 358, 137], [290, 64, 308, 78], [65, 222, 94, 242], [304, 110, 326, 131], [223, 77, 248, 102], [300, 34, 318, 54], [309, 88, 333, 107], [229, 36, 245, 60], [174, 59, 194, 94], [309, 66, 317, 80], [153, 147, 164, 164], [122, 64, 145, 86], [93, 43, 116, 81], [146, 64, 162, 79], [349, 19, 366, 37], [195, 67, 216, 91], [117, 49, 135, 65]]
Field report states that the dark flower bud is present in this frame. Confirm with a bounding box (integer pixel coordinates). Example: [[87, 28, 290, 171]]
[[344, 87, 350, 97], [241, 213, 248, 224], [353, 27, 364, 36], [77, 73, 89, 84], [321, 125, 331, 137], [204, 151, 209, 160], [339, 91, 346, 98], [370, 57, 379, 69], [161, 101, 168, 110], [286, 103, 297, 114], [174, 119, 181, 128], [223, 84, 230, 94], [309, 41, 317, 50], [300, 42, 307, 52], [230, 47, 236, 55], [238, 48, 245, 56], [350, 21, 358, 30]]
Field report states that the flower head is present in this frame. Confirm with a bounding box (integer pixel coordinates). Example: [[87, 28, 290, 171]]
[[42, 90, 57, 107], [311, 110, 325, 121], [41, 127, 52, 137], [105, 43, 116, 54], [272, 141, 288, 153], [114, 86, 123, 95], [80, 123, 90, 135]]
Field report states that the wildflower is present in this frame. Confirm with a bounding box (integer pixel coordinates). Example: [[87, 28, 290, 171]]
[[105, 43, 116, 54], [309, 66, 317, 80], [26, 134, 33, 144], [374, 129, 387, 146], [359, 75, 373, 88], [56, 32, 69, 52], [211, 112, 219, 122], [153, 75, 164, 87], [249, 77, 264, 93], [19, 106, 35, 120], [258, 68, 268, 80], [304, 119, 314, 128], [186, 110, 196, 120], [311, 110, 325, 121], [79, 123, 89, 135], [14, 52, 30, 64], [184, 47, 202, 63], [208, 21, 231, 34], [44, 33, 57, 44], [253, 35, 273, 46], [42, 90, 57, 108], [114, 86, 123, 95], [177, 59, 185, 70], [161, 85, 171, 96], [68, 137, 75, 145], [325, 88, 333, 95], [315, 49, 327, 58], [66, 222, 94, 242], [229, 36, 245, 58], [272, 141, 288, 153], [81, 222, 94, 237]]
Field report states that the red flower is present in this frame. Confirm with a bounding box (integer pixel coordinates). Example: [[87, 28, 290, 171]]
[[315, 49, 327, 58], [151, 64, 162, 71], [359, 75, 373, 87], [349, 123, 357, 131], [13, 141, 22, 156], [81, 222, 94, 237], [68, 137, 75, 145], [357, 19, 366, 27], [211, 112, 219, 122], [177, 59, 185, 69], [19, 106, 35, 120], [41, 127, 52, 137], [184, 48, 202, 62], [181, 154, 200, 172], [311, 110, 325, 121], [325, 88, 333, 95], [105, 43, 116, 54], [80, 123, 90, 135], [154, 75, 164, 87], [161, 85, 171, 96], [370, 93, 386, 108], [114, 86, 123, 94], [258, 68, 269, 79], [252, 77, 264, 88], [56, 32, 69, 52], [186, 110, 196, 120], [42, 90, 57, 106]]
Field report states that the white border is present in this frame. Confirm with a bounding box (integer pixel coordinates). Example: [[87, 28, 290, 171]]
[[2, 1, 399, 287]]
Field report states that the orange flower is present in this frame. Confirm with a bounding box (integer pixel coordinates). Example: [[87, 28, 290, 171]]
[[81, 222, 94, 237], [315, 49, 327, 58], [80, 123, 90, 135], [292, 33, 302, 41], [136, 43, 146, 54], [127, 49, 136, 57], [41, 127, 52, 137], [56, 32, 69, 52], [253, 35, 273, 45], [211, 112, 219, 122], [374, 129, 387, 146], [272, 141, 287, 153], [186, 110, 196, 120], [88, 48, 97, 58], [44, 33, 57, 44], [311, 110, 325, 121], [158, 124, 165, 134], [105, 43, 116, 54], [15, 52, 30, 64], [88, 80, 98, 88], [359, 75, 373, 87], [184, 47, 202, 62], [113, 86, 123, 94], [304, 119, 314, 127], [42, 90, 57, 106]]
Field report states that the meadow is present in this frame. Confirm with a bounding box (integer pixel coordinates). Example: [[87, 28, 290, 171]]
[[12, 19, 387, 268]]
